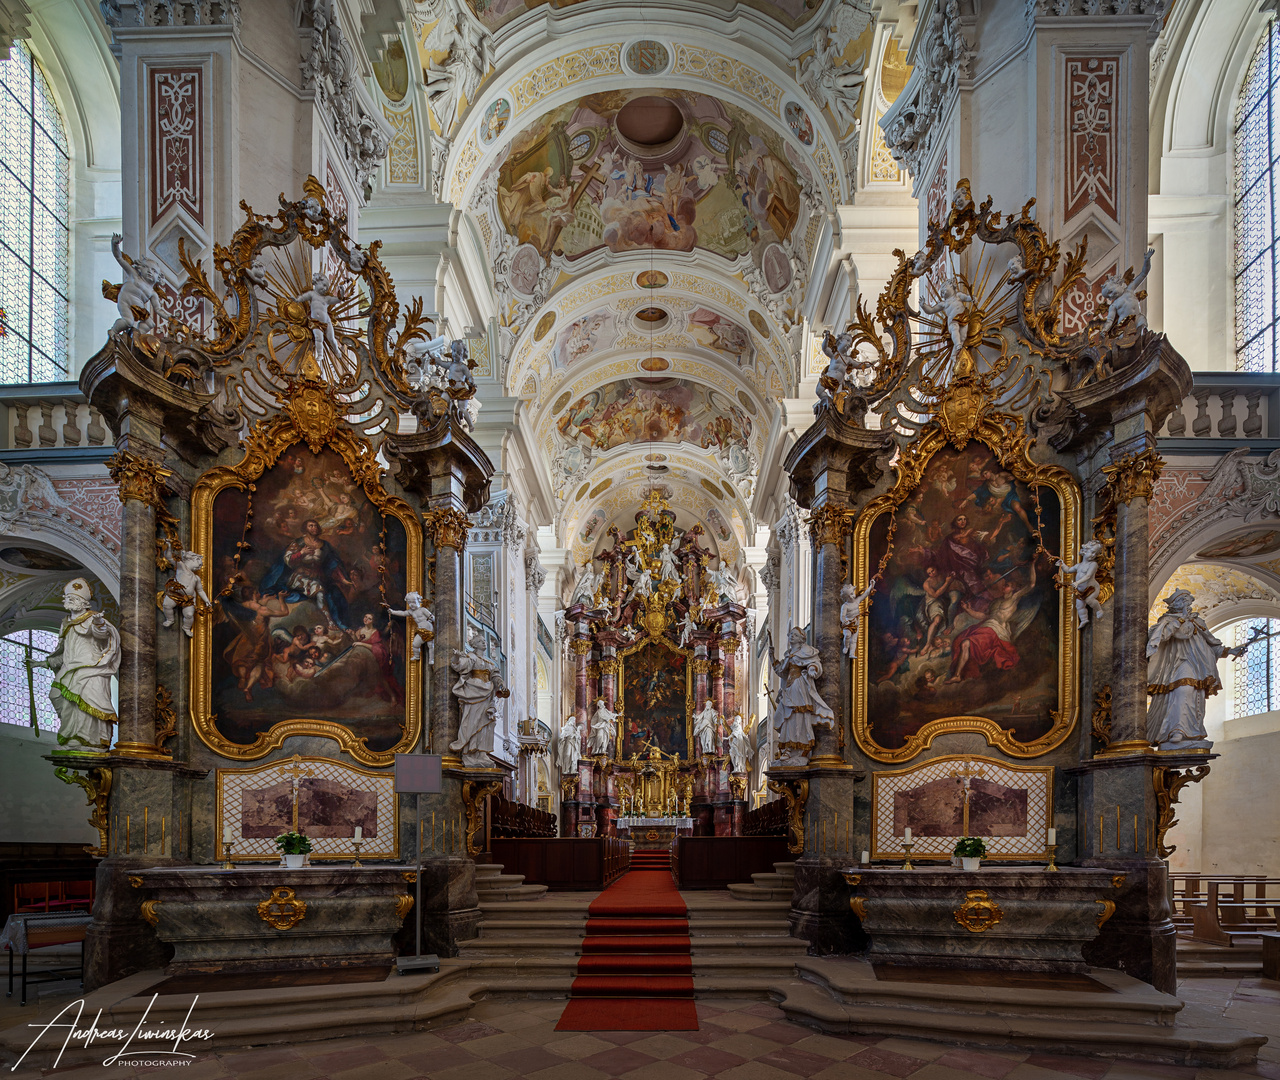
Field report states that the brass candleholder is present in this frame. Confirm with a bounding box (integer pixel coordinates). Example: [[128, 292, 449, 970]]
[[1045, 843, 1059, 871], [901, 840, 914, 870], [352, 838, 364, 868], [222, 841, 234, 869]]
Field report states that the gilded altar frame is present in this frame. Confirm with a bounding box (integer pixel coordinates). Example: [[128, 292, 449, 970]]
[[615, 633, 695, 762], [850, 420, 1080, 763], [189, 406, 423, 767]]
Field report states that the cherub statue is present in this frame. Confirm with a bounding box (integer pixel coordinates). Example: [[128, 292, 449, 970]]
[[1099, 247, 1155, 336], [692, 699, 720, 757], [1007, 253, 1034, 284], [109, 233, 164, 333], [349, 247, 367, 272], [384, 591, 436, 662], [678, 609, 697, 649], [587, 698, 617, 757], [920, 274, 974, 354], [1055, 540, 1105, 627], [839, 580, 876, 659], [295, 271, 343, 357], [300, 196, 324, 223], [245, 256, 269, 288], [727, 713, 752, 774], [440, 339, 475, 394], [159, 546, 212, 637]]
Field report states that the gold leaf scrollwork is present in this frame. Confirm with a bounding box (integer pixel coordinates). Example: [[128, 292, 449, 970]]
[[401, 871, 418, 883], [766, 777, 810, 856], [954, 889, 1004, 933], [155, 684, 178, 750], [598, 657, 619, 676], [257, 886, 308, 931], [106, 450, 171, 508], [570, 639, 594, 657], [1112, 874, 1126, 889], [1095, 899, 1117, 929], [560, 775, 578, 800], [128, 876, 144, 889], [1101, 449, 1164, 506], [395, 894, 415, 921], [1091, 685, 1113, 749], [461, 779, 502, 857], [849, 896, 867, 919], [809, 504, 855, 549], [1152, 765, 1210, 859], [139, 900, 161, 927], [423, 508, 472, 552], [53, 765, 112, 857], [841, 873, 862, 886]]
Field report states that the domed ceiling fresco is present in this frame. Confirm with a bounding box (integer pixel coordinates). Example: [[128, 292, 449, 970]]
[[461, 0, 821, 35]]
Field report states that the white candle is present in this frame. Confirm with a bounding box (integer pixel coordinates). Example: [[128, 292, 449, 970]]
[[903, 827, 912, 843], [222, 826, 233, 844], [860, 850, 870, 865], [1046, 827, 1056, 845], [354, 825, 362, 841]]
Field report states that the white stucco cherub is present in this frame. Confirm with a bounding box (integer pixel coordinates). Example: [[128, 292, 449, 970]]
[[245, 256, 269, 288], [1099, 247, 1155, 336], [295, 271, 343, 358], [1055, 540, 1105, 627], [920, 274, 975, 354], [159, 546, 212, 637], [839, 580, 876, 659], [109, 233, 164, 334], [384, 591, 436, 663]]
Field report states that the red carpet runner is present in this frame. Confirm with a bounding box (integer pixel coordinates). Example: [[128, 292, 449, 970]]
[[555, 850, 699, 1031]]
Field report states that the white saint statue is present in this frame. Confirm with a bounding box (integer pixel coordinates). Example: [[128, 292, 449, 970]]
[[626, 565, 655, 605], [1145, 589, 1247, 751], [570, 561, 600, 608], [556, 715, 582, 775], [1055, 540, 1105, 627], [449, 635, 506, 767], [727, 713, 752, 774], [36, 579, 121, 750], [770, 627, 834, 764], [587, 698, 617, 756], [657, 543, 680, 583], [707, 560, 739, 602], [692, 700, 720, 757], [839, 580, 876, 659], [678, 609, 697, 649], [384, 591, 436, 663]]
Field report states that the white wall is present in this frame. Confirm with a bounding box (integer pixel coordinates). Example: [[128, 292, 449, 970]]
[[0, 724, 100, 845]]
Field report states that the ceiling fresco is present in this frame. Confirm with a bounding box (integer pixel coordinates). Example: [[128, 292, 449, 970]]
[[555, 378, 751, 453], [462, 0, 820, 35]]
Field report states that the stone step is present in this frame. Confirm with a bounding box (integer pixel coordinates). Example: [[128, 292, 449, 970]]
[[688, 916, 797, 936], [773, 861, 797, 879], [474, 862, 505, 877], [726, 882, 793, 901], [750, 872, 789, 887], [475, 884, 549, 901], [477, 917, 588, 939], [460, 934, 809, 957], [475, 873, 528, 889]]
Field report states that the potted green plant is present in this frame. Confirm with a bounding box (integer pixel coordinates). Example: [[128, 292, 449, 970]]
[[953, 837, 987, 871], [275, 830, 312, 869]]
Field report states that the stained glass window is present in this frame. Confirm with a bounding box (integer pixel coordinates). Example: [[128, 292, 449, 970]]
[[0, 628, 60, 731], [1229, 617, 1280, 718], [0, 41, 70, 384]]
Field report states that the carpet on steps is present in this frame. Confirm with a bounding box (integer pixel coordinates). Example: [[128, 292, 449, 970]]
[[555, 868, 697, 1031]]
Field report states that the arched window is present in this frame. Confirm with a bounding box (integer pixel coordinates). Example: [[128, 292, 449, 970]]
[[1226, 617, 1280, 718], [0, 41, 70, 384], [0, 628, 60, 732]]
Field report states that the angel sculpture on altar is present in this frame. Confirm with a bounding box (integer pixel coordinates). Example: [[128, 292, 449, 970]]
[[384, 591, 435, 662], [920, 274, 975, 355], [839, 580, 876, 659], [728, 713, 752, 774], [109, 233, 164, 333], [625, 563, 655, 605], [556, 715, 582, 775], [693, 700, 720, 757], [35, 579, 121, 750], [587, 698, 617, 757], [1146, 589, 1248, 751], [707, 560, 739, 602], [678, 609, 697, 648], [769, 626, 834, 764], [1055, 540, 1105, 627], [160, 546, 212, 638]]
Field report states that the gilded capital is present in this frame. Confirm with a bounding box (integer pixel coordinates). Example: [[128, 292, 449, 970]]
[[1102, 449, 1163, 505], [570, 638, 593, 657], [422, 507, 471, 551], [709, 662, 725, 679], [717, 635, 740, 654], [106, 450, 171, 508], [692, 657, 711, 674], [808, 504, 855, 548], [598, 657, 619, 675]]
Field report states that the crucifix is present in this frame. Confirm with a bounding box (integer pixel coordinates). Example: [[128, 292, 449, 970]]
[[948, 760, 985, 836], [283, 754, 315, 833]]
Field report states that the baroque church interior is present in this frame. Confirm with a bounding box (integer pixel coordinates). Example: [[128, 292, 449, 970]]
[[1, 0, 1280, 1075]]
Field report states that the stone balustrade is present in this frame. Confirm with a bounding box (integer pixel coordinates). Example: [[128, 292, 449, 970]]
[[0, 384, 111, 452], [1159, 372, 1280, 442]]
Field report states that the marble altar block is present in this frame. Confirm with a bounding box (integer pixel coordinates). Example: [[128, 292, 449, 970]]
[[616, 817, 694, 851], [129, 866, 414, 974], [842, 867, 1122, 973]]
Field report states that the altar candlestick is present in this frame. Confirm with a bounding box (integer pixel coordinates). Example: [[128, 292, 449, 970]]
[[1046, 827, 1056, 845], [861, 850, 869, 865], [354, 825, 362, 841], [903, 827, 912, 843]]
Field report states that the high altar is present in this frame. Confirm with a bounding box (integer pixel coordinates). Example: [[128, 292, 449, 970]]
[[559, 489, 751, 841]]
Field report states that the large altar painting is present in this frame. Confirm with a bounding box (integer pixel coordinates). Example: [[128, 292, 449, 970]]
[[859, 440, 1074, 760], [619, 640, 690, 760], [198, 445, 416, 761]]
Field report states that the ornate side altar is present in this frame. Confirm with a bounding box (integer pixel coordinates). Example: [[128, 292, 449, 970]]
[[558, 491, 752, 839]]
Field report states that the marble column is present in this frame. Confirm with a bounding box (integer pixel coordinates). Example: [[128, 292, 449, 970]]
[[808, 506, 852, 766], [710, 658, 725, 715], [425, 510, 470, 762]]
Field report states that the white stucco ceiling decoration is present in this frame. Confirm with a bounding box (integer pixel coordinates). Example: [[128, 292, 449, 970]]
[[1150, 562, 1280, 629]]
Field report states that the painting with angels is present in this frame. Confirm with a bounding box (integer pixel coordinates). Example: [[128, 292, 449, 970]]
[[686, 307, 756, 366], [550, 308, 619, 368], [209, 447, 409, 750], [489, 89, 803, 268], [555, 378, 752, 453], [864, 444, 1062, 751]]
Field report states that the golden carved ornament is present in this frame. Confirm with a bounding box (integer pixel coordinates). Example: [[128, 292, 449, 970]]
[[849, 896, 867, 920], [139, 900, 161, 927], [809, 504, 855, 548], [53, 765, 112, 857], [1090, 685, 1113, 749], [717, 635, 741, 654], [257, 886, 308, 931], [106, 450, 171, 508], [709, 662, 725, 679], [1102, 449, 1164, 505], [395, 894, 415, 921], [598, 657, 619, 675], [691, 658, 711, 675], [1095, 899, 1117, 929], [841, 873, 862, 886], [1153, 764, 1210, 859], [423, 507, 472, 551], [189, 415, 423, 767], [570, 638, 594, 657], [128, 876, 144, 889], [766, 777, 810, 856], [402, 871, 418, 883], [728, 775, 747, 800], [154, 684, 178, 751], [849, 419, 1080, 763], [1112, 875, 1126, 889], [461, 779, 502, 856], [954, 890, 1004, 933], [284, 382, 341, 452], [560, 775, 578, 800]]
